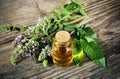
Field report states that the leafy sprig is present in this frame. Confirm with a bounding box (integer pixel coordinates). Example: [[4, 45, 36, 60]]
[[0, 24, 26, 31], [72, 25, 105, 66]]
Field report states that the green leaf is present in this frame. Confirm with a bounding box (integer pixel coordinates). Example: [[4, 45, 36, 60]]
[[11, 46, 22, 65], [44, 23, 51, 35], [94, 57, 106, 67], [61, 6, 69, 16], [64, 3, 77, 11], [20, 26, 26, 31], [51, 8, 60, 16], [35, 28, 40, 34], [78, 6, 87, 16], [73, 38, 80, 48], [81, 25, 99, 44], [63, 23, 76, 31], [11, 52, 16, 65], [38, 52, 45, 61], [84, 36, 95, 43], [83, 26, 97, 38], [71, 0, 86, 16], [43, 59, 48, 67], [0, 24, 10, 30], [72, 39, 84, 65], [53, 24, 59, 31], [76, 27, 83, 37], [80, 38, 105, 66], [80, 38, 104, 60], [58, 24, 63, 29], [11, 51, 22, 65], [72, 47, 84, 65]]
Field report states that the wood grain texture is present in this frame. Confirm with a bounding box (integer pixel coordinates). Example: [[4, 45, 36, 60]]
[[0, 0, 120, 79]]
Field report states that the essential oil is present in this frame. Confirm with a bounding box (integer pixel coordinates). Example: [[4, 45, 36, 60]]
[[51, 30, 73, 66]]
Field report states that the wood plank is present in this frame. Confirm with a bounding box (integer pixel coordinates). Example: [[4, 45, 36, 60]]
[[0, 30, 22, 45], [0, 0, 120, 79], [0, 0, 69, 26]]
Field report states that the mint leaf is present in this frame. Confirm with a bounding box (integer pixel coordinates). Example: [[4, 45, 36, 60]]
[[20, 26, 25, 31], [38, 53, 44, 61], [94, 57, 106, 67], [11, 52, 17, 65], [73, 47, 84, 65], [78, 5, 87, 16], [83, 26, 99, 43], [72, 39, 84, 65], [80, 38, 105, 66], [80, 39, 104, 60], [63, 23, 76, 31], [64, 3, 77, 11], [71, 0, 86, 16], [51, 8, 60, 16], [61, 6, 69, 16], [84, 36, 95, 42], [43, 59, 48, 67]]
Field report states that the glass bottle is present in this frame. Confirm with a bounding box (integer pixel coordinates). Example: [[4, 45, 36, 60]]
[[51, 30, 73, 66]]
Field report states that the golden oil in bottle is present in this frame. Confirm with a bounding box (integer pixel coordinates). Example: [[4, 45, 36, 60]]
[[51, 30, 73, 67]]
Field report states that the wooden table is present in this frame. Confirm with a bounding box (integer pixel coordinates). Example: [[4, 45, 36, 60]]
[[0, 0, 120, 79]]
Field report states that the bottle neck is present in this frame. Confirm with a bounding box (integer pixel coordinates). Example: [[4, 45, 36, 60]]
[[55, 39, 71, 47]]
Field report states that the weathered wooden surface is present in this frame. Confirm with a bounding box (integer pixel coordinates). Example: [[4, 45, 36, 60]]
[[0, 0, 120, 79]]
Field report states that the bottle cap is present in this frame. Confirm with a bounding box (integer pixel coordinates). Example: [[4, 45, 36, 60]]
[[55, 30, 70, 47]]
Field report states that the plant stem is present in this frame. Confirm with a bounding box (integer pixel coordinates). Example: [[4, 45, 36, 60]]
[[59, 8, 78, 22]]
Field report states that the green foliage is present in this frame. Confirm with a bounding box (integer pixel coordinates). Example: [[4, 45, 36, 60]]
[[11, 46, 22, 65], [0, 24, 11, 30], [63, 23, 76, 31], [43, 59, 48, 67], [71, 24, 105, 67], [80, 39, 104, 60], [38, 51, 45, 61], [94, 57, 106, 67], [11, 52, 17, 65], [0, 24, 26, 31], [71, 0, 87, 16], [72, 39, 84, 65], [10, 0, 106, 67], [20, 26, 26, 31], [79, 25, 105, 66]]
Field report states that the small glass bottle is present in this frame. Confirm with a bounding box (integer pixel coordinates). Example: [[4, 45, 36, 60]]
[[51, 30, 73, 67]]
